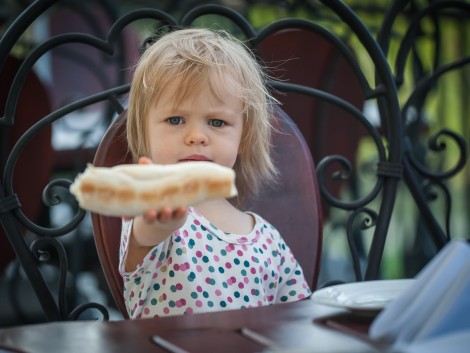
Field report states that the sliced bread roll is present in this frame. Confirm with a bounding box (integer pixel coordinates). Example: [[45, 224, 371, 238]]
[[70, 162, 237, 216]]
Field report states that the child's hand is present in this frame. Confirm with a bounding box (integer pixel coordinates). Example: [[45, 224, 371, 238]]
[[139, 156, 188, 223], [132, 205, 188, 248], [123, 157, 188, 246], [122, 206, 188, 227], [140, 205, 188, 230]]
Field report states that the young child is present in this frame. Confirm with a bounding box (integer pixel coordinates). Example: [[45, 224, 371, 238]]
[[120, 28, 311, 319]]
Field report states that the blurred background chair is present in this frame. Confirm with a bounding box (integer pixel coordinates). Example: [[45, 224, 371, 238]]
[[0, 55, 54, 325], [257, 28, 366, 217], [0, 55, 53, 275]]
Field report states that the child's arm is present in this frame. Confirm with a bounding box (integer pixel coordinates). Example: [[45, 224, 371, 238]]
[[124, 157, 188, 272], [125, 206, 187, 271]]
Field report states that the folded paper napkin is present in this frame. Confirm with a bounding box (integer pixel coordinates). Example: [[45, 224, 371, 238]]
[[369, 239, 470, 352]]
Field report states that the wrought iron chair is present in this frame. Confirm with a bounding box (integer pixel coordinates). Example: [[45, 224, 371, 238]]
[[0, 0, 403, 322], [377, 0, 470, 274]]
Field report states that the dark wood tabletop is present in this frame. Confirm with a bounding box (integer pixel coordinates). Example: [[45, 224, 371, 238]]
[[0, 298, 383, 353]]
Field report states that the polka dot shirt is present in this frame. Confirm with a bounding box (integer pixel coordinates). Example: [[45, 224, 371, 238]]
[[119, 207, 311, 319]]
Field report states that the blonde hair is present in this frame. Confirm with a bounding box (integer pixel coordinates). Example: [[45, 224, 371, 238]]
[[126, 28, 277, 203]]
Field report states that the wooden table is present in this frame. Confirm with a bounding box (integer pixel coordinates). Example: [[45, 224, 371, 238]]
[[0, 298, 384, 353]]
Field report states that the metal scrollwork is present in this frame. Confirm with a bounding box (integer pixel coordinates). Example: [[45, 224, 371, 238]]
[[30, 237, 109, 321], [407, 129, 468, 181], [421, 179, 452, 241], [317, 155, 384, 211], [41, 179, 86, 233], [346, 207, 378, 281]]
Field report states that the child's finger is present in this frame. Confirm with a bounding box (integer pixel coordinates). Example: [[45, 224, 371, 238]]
[[143, 209, 158, 222], [138, 156, 153, 165], [156, 206, 173, 223], [173, 206, 188, 219]]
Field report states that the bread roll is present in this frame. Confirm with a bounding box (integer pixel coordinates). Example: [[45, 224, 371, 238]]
[[69, 162, 237, 216]]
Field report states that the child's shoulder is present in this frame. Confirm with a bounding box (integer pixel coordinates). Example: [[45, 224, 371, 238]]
[[245, 211, 282, 237]]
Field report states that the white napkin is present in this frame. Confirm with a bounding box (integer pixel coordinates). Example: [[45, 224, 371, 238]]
[[392, 331, 470, 353], [369, 240, 470, 352]]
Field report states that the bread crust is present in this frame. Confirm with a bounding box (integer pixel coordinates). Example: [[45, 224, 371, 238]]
[[70, 162, 237, 216]]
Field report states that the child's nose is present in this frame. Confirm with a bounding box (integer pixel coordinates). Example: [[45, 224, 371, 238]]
[[185, 127, 208, 145]]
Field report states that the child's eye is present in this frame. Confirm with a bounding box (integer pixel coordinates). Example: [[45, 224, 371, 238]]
[[208, 119, 225, 128], [166, 116, 184, 125]]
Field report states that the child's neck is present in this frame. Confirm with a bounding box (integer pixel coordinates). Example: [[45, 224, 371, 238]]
[[194, 199, 254, 235]]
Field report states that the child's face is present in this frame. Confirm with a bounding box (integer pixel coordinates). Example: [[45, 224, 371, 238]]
[[145, 74, 244, 169]]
